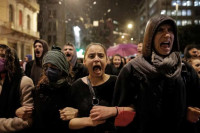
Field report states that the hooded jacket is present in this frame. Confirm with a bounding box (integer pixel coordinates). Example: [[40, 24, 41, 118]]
[[142, 15, 179, 61], [25, 39, 49, 85], [113, 15, 200, 133]]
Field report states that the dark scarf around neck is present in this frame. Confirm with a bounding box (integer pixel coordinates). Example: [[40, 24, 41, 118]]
[[131, 52, 182, 80]]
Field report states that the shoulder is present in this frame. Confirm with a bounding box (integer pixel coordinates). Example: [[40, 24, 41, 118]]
[[20, 76, 34, 89], [26, 60, 34, 66], [109, 75, 118, 81], [71, 78, 85, 87]]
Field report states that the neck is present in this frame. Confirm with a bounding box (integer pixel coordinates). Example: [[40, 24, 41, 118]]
[[88, 74, 108, 86]]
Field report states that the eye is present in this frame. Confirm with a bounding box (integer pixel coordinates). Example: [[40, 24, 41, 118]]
[[157, 27, 164, 32], [88, 54, 95, 59], [98, 53, 104, 58], [168, 27, 174, 33], [196, 64, 200, 67]]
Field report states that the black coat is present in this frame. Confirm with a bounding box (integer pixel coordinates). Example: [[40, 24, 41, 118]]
[[113, 61, 200, 133], [32, 81, 71, 133]]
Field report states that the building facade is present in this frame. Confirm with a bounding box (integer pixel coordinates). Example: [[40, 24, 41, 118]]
[[0, 0, 39, 60], [37, 0, 66, 48], [136, 0, 200, 41]]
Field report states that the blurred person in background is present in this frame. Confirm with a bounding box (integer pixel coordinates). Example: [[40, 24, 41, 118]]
[[136, 42, 143, 57], [186, 57, 200, 78], [105, 54, 123, 76], [183, 44, 200, 61], [62, 43, 88, 85], [23, 54, 32, 71], [25, 39, 49, 86]]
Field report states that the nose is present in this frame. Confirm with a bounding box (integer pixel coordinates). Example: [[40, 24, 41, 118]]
[[164, 31, 171, 38], [94, 55, 100, 61]]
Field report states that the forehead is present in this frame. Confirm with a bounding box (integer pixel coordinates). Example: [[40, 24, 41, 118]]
[[35, 42, 43, 47], [64, 45, 74, 49], [158, 23, 173, 29], [113, 55, 121, 59], [189, 48, 198, 51], [192, 58, 200, 63], [86, 45, 105, 54]]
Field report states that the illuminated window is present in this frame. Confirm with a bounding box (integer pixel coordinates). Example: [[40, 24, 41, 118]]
[[178, 10, 182, 16], [171, 11, 176, 16], [182, 0, 192, 6], [171, 0, 181, 6], [194, 20, 198, 24], [194, 20, 200, 24], [177, 20, 181, 26], [187, 10, 192, 16], [182, 20, 187, 26], [161, 10, 166, 15], [194, 0, 200, 6], [182, 10, 187, 16], [187, 20, 192, 25]]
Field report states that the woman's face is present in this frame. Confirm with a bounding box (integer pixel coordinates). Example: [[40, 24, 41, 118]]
[[189, 48, 199, 58], [113, 55, 121, 68], [84, 45, 107, 77], [191, 58, 200, 77]]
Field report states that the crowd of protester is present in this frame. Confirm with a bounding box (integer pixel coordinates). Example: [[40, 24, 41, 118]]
[[0, 15, 200, 133]]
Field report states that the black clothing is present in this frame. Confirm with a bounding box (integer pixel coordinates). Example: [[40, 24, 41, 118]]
[[113, 15, 200, 133], [69, 75, 117, 133], [105, 64, 121, 76], [25, 60, 34, 77], [113, 60, 200, 133], [25, 39, 49, 85], [32, 81, 71, 133], [68, 62, 88, 85]]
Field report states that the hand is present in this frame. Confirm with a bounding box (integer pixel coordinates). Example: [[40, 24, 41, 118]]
[[60, 107, 78, 120], [15, 106, 33, 120], [187, 107, 200, 123], [90, 106, 116, 121]]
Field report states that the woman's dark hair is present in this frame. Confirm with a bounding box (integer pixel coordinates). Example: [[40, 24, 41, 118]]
[[0, 44, 23, 81], [184, 44, 199, 59]]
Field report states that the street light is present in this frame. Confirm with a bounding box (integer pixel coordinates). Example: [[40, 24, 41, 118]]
[[175, 3, 179, 22], [127, 23, 133, 29]]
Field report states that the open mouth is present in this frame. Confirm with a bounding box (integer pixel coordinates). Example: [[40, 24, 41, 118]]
[[160, 42, 170, 47], [66, 53, 71, 57], [35, 51, 40, 55], [93, 65, 102, 73]]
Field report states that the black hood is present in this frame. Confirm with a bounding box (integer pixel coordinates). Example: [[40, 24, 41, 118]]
[[142, 15, 179, 60]]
